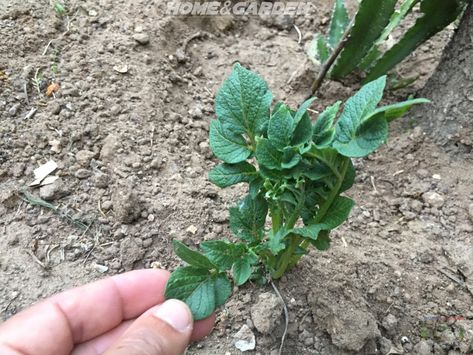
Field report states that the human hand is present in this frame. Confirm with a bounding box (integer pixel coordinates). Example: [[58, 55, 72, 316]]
[[0, 269, 215, 355]]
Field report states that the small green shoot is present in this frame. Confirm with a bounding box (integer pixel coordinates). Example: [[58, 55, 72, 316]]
[[31, 69, 44, 95], [52, 0, 66, 17], [164, 64, 428, 320]]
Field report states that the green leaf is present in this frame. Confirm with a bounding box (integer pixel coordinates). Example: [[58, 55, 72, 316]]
[[200, 241, 246, 270], [173, 240, 215, 269], [365, 0, 465, 82], [281, 148, 301, 169], [366, 98, 430, 123], [229, 194, 268, 243], [307, 35, 330, 64], [317, 35, 330, 63], [165, 267, 231, 320], [313, 101, 340, 147], [332, 76, 388, 157], [268, 105, 294, 150], [359, 0, 420, 71], [208, 162, 258, 188], [256, 138, 283, 169], [232, 253, 257, 286], [294, 97, 316, 124], [249, 177, 264, 197], [340, 159, 355, 193], [328, 0, 349, 49], [209, 120, 251, 164], [215, 63, 272, 137], [268, 228, 291, 254], [291, 196, 355, 240], [331, 0, 397, 78], [214, 273, 232, 307], [311, 231, 331, 251], [291, 113, 313, 146]]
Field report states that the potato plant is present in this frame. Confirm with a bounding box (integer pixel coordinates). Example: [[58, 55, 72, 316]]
[[164, 64, 428, 320]]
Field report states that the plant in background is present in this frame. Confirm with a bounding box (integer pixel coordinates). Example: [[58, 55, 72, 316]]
[[308, 0, 468, 94], [52, 0, 66, 18], [164, 64, 428, 320]]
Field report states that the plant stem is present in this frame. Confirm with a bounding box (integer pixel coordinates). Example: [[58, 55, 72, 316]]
[[309, 16, 356, 97], [295, 157, 350, 256]]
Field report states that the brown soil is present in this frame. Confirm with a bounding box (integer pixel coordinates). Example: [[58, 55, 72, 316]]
[[1, 1, 472, 354]]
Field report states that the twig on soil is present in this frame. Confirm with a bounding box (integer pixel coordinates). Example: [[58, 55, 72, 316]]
[[24, 107, 37, 120], [26, 249, 48, 270], [293, 24, 302, 44], [43, 40, 53, 55], [19, 190, 89, 231], [309, 16, 356, 98], [370, 176, 378, 194], [270, 279, 289, 355], [437, 267, 473, 297], [1, 293, 19, 314], [182, 31, 211, 53]]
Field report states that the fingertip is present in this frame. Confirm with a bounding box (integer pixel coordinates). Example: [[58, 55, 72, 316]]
[[191, 313, 216, 342]]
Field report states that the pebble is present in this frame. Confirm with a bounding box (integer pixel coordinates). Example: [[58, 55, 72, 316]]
[[8, 104, 19, 116], [74, 169, 92, 179], [382, 314, 398, 334], [39, 178, 69, 201], [133, 33, 149, 45], [94, 173, 110, 188], [94, 263, 109, 273], [100, 134, 119, 161], [422, 191, 445, 208], [75, 150, 96, 166], [233, 324, 256, 352], [468, 203, 473, 221]]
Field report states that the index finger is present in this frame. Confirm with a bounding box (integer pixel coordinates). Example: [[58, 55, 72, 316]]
[[0, 269, 170, 355]]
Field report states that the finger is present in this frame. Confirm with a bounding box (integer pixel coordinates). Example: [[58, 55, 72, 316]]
[[72, 313, 216, 355], [104, 299, 193, 355], [0, 269, 170, 355]]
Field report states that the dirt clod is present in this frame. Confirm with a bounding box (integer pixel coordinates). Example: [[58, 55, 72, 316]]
[[250, 292, 283, 334]]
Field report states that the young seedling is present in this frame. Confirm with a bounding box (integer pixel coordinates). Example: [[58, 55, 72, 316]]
[[164, 63, 428, 321]]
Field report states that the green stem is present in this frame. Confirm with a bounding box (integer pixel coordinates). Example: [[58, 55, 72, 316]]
[[296, 157, 350, 255]]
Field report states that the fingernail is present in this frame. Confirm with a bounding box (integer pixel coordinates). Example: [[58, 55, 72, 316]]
[[153, 299, 192, 332]]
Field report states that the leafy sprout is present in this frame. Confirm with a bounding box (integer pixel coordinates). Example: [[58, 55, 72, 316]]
[[165, 63, 428, 320]]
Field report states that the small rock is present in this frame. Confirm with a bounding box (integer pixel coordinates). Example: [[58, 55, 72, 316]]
[[413, 340, 433, 355], [133, 33, 149, 45], [100, 134, 119, 161], [112, 186, 141, 223], [94, 263, 109, 273], [251, 292, 283, 334], [7, 234, 19, 246], [382, 314, 398, 334], [49, 139, 62, 153], [189, 106, 203, 119], [212, 210, 228, 223], [120, 237, 145, 270], [468, 203, 473, 221], [186, 225, 198, 235], [102, 200, 113, 210], [75, 150, 96, 166], [8, 104, 19, 116], [422, 191, 445, 208], [94, 173, 110, 188], [233, 324, 256, 352], [74, 169, 92, 179], [39, 178, 69, 201]]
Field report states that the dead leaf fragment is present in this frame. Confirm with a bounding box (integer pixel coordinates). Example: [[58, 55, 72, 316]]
[[30, 160, 58, 186], [46, 82, 60, 96], [186, 225, 198, 235], [113, 65, 128, 73], [49, 139, 61, 153]]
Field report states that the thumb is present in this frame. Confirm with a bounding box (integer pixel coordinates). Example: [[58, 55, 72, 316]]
[[104, 299, 193, 355]]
